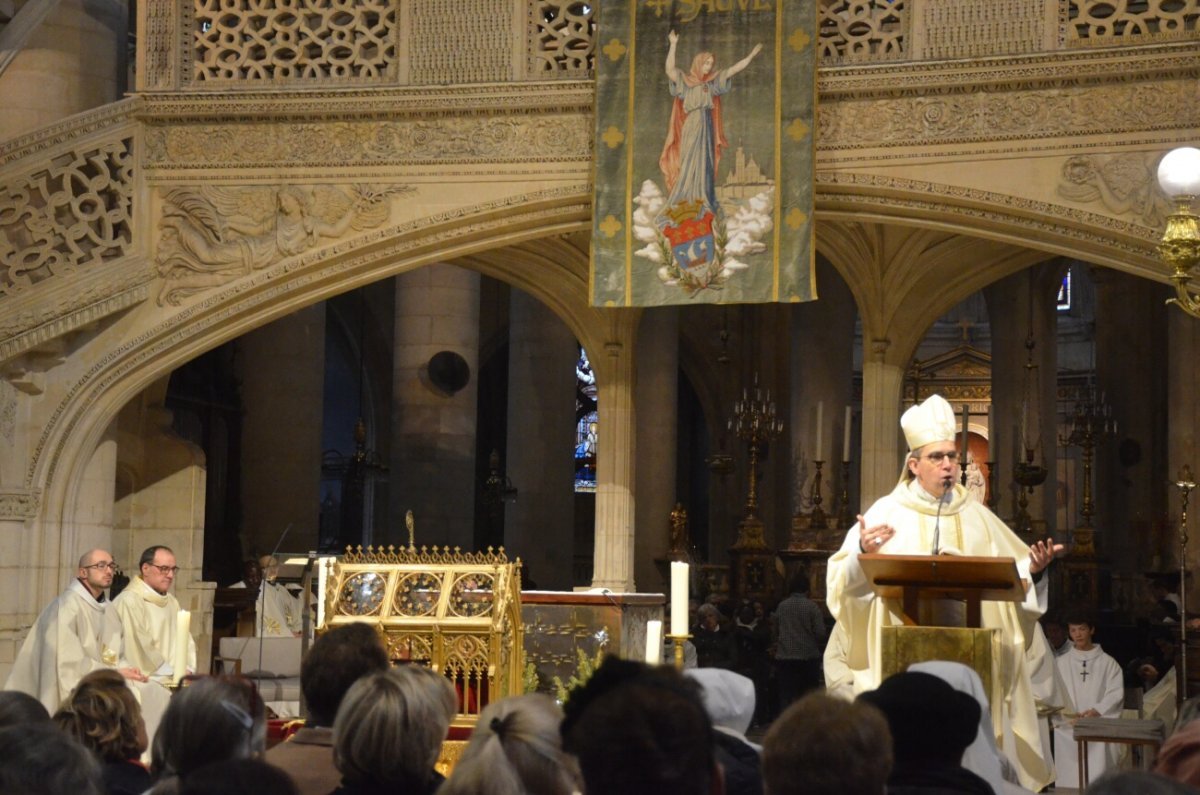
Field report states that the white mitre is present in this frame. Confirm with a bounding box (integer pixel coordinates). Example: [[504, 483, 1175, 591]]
[[901, 394, 957, 451]]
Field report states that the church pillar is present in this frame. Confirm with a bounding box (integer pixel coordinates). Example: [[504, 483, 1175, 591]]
[[390, 265, 480, 550], [0, 0, 127, 139], [634, 308, 677, 592], [594, 332, 637, 592], [504, 291, 578, 590], [1093, 269, 1168, 572], [239, 304, 325, 556], [860, 342, 905, 508]]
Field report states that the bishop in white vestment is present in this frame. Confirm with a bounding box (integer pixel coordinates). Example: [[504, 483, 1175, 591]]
[[1052, 616, 1124, 788]]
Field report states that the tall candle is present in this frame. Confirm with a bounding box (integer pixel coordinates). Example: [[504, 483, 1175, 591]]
[[843, 405, 852, 462], [815, 401, 824, 458], [669, 562, 689, 636], [316, 557, 328, 630], [645, 619, 663, 664], [172, 609, 191, 686]]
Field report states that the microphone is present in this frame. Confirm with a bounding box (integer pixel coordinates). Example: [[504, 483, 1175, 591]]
[[931, 478, 953, 555]]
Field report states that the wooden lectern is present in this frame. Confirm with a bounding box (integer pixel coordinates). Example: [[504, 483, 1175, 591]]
[[858, 553, 1026, 705]]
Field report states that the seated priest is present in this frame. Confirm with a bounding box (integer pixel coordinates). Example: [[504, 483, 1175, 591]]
[[825, 393, 1063, 791], [111, 545, 197, 684]]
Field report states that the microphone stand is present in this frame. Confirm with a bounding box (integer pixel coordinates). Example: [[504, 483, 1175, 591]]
[[932, 478, 953, 555], [257, 523, 293, 679]]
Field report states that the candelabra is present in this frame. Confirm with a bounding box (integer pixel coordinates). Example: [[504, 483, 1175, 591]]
[[728, 377, 783, 549], [1058, 385, 1116, 557], [836, 460, 853, 530]]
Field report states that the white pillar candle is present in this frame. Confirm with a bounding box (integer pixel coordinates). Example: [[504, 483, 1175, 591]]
[[815, 401, 824, 458], [316, 557, 328, 630], [172, 609, 191, 686], [645, 619, 663, 664], [962, 404, 970, 463], [669, 562, 689, 636], [843, 405, 852, 462]]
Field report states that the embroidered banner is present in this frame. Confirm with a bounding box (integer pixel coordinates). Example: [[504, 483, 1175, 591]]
[[591, 0, 816, 307]]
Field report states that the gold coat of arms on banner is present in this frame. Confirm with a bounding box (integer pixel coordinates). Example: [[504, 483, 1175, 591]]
[[591, 0, 817, 307]]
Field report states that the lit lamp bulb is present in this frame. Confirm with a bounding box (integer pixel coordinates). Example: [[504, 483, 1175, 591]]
[[1157, 146, 1200, 316]]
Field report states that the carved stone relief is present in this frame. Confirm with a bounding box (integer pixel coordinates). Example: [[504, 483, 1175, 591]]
[[155, 184, 412, 305], [0, 489, 40, 519], [818, 0, 907, 64], [410, 0, 513, 85], [143, 116, 592, 168], [1057, 153, 1172, 230], [528, 0, 595, 78], [0, 380, 16, 444], [1061, 0, 1199, 46], [186, 0, 398, 84], [817, 80, 1197, 149], [0, 138, 134, 297]]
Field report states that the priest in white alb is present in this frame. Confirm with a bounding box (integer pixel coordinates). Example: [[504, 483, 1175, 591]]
[[5, 549, 148, 710], [826, 394, 1064, 791], [111, 545, 196, 684], [1052, 611, 1124, 788]]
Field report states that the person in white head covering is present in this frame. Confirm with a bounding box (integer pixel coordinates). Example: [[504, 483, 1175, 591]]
[[825, 394, 1063, 792]]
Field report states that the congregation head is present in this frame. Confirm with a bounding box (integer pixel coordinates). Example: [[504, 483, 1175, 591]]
[[301, 621, 390, 727], [560, 656, 719, 795], [858, 670, 980, 769], [179, 758, 299, 795], [54, 668, 147, 763], [0, 689, 51, 729], [439, 693, 581, 795], [0, 723, 104, 795], [151, 675, 266, 781], [763, 691, 891, 795], [332, 664, 457, 791]]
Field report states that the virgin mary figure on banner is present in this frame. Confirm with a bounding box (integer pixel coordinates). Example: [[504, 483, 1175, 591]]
[[650, 30, 763, 292]]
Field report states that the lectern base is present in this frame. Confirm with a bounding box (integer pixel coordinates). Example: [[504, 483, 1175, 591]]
[[880, 625, 999, 707]]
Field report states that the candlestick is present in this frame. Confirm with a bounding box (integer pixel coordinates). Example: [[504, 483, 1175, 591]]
[[668, 633, 692, 671], [809, 459, 828, 530], [815, 401, 824, 456], [645, 620, 663, 665], [961, 403, 970, 486], [843, 406, 852, 462], [837, 459, 853, 531], [669, 562, 689, 636]]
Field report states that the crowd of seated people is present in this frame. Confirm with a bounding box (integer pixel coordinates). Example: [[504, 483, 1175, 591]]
[[14, 617, 1200, 795]]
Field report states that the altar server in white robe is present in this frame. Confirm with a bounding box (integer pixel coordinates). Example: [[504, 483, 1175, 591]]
[[5, 549, 170, 753], [256, 554, 303, 637], [1052, 611, 1124, 788], [111, 545, 197, 684]]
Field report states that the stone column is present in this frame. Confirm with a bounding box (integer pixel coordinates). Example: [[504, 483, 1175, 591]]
[[391, 265, 480, 550], [634, 308, 677, 592], [504, 291, 578, 590], [239, 304, 326, 556], [593, 333, 637, 592], [1093, 268, 1168, 571], [0, 0, 128, 140], [859, 343, 905, 508]]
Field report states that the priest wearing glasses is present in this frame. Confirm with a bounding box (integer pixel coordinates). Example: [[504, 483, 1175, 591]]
[[112, 545, 196, 685], [826, 394, 1064, 791]]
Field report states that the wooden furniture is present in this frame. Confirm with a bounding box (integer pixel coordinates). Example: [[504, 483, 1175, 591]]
[[858, 553, 1024, 627], [1073, 717, 1166, 787]]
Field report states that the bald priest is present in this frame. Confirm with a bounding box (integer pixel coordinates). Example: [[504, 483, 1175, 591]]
[[6, 550, 152, 710]]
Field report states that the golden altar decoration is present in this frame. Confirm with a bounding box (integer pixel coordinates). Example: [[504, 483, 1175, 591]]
[[320, 545, 524, 733]]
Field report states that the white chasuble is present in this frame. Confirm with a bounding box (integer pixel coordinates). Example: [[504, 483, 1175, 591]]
[[826, 480, 1053, 791], [4, 580, 124, 712], [111, 576, 196, 683], [1052, 644, 1123, 788]]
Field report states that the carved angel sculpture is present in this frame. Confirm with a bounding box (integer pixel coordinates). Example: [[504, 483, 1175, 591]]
[[155, 184, 409, 305]]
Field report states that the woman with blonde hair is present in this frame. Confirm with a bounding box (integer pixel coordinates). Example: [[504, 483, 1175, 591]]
[[331, 664, 457, 795], [54, 669, 151, 795], [441, 694, 581, 795]]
